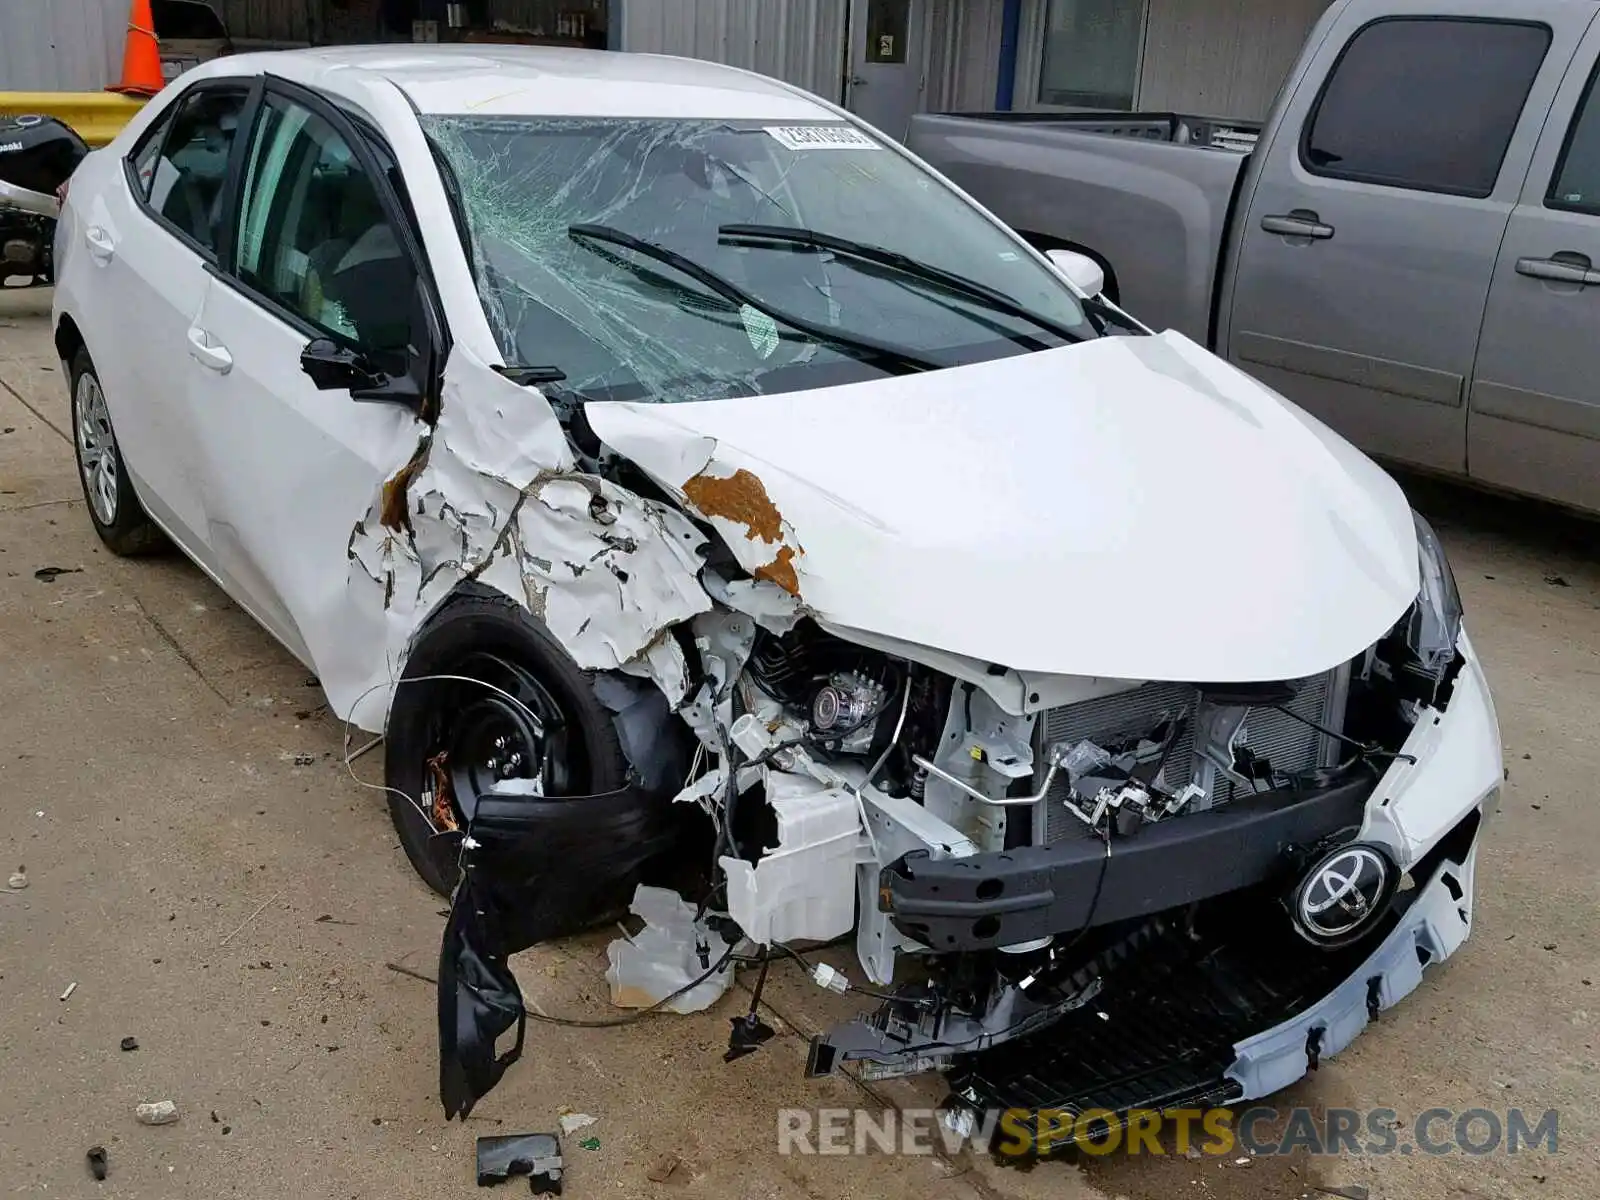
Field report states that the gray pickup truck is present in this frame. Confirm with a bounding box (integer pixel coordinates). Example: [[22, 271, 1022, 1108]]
[[908, 0, 1600, 517]]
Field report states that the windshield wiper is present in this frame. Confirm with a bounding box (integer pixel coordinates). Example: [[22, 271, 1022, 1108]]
[[567, 223, 941, 374], [718, 224, 1086, 344], [494, 363, 568, 387]]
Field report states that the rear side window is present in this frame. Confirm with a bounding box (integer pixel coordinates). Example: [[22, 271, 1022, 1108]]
[[1302, 18, 1550, 198], [1548, 64, 1600, 216], [139, 86, 250, 255]]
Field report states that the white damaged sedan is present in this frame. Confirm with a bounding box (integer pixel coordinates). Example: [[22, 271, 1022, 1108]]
[[53, 47, 1501, 1127]]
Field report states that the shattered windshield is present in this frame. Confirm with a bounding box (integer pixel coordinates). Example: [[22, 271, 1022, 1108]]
[[423, 116, 1099, 403]]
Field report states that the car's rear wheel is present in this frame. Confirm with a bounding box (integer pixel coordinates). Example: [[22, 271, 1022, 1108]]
[[69, 346, 163, 556], [383, 590, 631, 897]]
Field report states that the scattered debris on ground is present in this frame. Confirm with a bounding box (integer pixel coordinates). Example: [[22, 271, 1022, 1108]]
[[578, 1136, 600, 1152], [58, 982, 76, 1001], [557, 1112, 596, 1136], [7, 867, 25, 890], [605, 886, 734, 1013], [119, 1036, 138, 1052], [645, 1153, 682, 1183], [33, 566, 81, 582], [134, 1100, 179, 1126], [85, 1146, 107, 1181], [476, 1132, 564, 1193]]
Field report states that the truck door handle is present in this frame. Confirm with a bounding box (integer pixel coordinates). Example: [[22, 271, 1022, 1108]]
[[1515, 253, 1600, 286], [186, 327, 233, 374], [1260, 211, 1334, 240], [85, 226, 115, 262]]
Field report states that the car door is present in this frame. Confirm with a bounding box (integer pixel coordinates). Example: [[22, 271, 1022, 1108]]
[[1223, 0, 1583, 476], [1467, 21, 1600, 515], [91, 79, 255, 555], [183, 80, 436, 671]]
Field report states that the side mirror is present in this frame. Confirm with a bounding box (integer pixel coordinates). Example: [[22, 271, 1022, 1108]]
[[300, 338, 385, 391], [1045, 248, 1105, 298]]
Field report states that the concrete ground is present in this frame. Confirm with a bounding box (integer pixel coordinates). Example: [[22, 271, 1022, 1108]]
[[1, 280, 1595, 1200]]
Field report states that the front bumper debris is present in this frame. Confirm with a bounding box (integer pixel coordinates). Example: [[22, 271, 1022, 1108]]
[[882, 773, 1374, 951], [942, 814, 1481, 1143]]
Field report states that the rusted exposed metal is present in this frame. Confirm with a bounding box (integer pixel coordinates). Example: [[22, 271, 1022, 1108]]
[[754, 545, 800, 597], [380, 439, 432, 534], [682, 468, 784, 544]]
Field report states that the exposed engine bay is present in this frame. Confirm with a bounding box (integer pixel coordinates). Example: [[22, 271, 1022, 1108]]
[[433, 425, 1492, 1130]]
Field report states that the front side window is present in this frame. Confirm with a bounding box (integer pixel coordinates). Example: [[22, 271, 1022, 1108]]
[[425, 116, 1099, 405], [139, 85, 249, 253], [1548, 62, 1600, 216], [233, 95, 416, 353], [1303, 18, 1550, 198], [1037, 0, 1146, 110]]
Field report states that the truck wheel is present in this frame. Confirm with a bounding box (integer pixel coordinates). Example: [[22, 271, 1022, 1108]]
[[69, 345, 164, 556], [383, 590, 631, 896]]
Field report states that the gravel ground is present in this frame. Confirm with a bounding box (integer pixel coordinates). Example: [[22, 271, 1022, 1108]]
[[2, 282, 1595, 1199]]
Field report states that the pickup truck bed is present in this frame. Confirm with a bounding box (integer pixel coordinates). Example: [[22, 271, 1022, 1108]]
[[907, 113, 1254, 343]]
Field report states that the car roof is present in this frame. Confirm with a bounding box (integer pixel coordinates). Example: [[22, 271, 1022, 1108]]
[[202, 45, 838, 121]]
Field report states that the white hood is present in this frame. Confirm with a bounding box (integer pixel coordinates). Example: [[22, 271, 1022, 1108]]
[[586, 331, 1420, 684]]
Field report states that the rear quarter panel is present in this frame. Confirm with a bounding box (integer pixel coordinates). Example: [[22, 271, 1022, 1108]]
[[905, 115, 1247, 342]]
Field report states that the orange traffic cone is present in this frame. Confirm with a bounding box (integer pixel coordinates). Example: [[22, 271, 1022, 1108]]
[[106, 0, 164, 97]]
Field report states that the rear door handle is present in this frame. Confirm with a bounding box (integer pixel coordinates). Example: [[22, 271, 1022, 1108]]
[[1515, 253, 1600, 286], [85, 226, 115, 262], [187, 327, 233, 374], [1260, 211, 1335, 240]]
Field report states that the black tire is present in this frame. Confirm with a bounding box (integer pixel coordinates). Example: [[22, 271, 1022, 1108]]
[[68, 345, 164, 556], [384, 589, 630, 896]]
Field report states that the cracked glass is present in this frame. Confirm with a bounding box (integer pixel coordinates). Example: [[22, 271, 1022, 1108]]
[[423, 116, 1096, 403]]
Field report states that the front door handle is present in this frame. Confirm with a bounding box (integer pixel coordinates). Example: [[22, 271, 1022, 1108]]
[[187, 327, 233, 374], [1515, 253, 1600, 286], [85, 226, 115, 262], [1261, 211, 1335, 240]]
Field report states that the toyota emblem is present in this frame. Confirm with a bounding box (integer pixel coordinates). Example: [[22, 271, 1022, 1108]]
[[1291, 843, 1396, 948]]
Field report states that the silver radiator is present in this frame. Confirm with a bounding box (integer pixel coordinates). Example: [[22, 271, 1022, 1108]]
[[1033, 667, 1348, 846]]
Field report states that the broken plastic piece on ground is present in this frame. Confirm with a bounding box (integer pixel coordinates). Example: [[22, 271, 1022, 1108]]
[[134, 1100, 178, 1126], [724, 1012, 776, 1062], [475, 1132, 563, 1193], [556, 1112, 596, 1136], [439, 788, 676, 1120], [86, 1145, 107, 1181], [605, 885, 734, 1014], [7, 868, 26, 890], [578, 1136, 600, 1151], [645, 1153, 683, 1183]]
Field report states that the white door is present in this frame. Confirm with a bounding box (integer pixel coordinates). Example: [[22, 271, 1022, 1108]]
[[182, 85, 428, 669], [846, 0, 924, 142], [95, 80, 253, 554]]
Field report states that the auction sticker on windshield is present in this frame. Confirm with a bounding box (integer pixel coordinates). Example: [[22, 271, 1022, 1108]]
[[764, 125, 880, 151]]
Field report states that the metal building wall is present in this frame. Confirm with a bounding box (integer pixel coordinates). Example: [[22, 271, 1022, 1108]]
[[1136, 0, 1330, 120], [1012, 0, 1329, 122], [924, 0, 1004, 112], [0, 0, 129, 91], [614, 0, 848, 103], [214, 0, 316, 44]]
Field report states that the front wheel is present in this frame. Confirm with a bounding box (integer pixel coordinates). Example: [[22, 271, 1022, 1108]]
[[383, 591, 631, 897]]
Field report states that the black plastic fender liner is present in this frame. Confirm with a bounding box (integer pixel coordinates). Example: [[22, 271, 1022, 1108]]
[[882, 771, 1376, 951], [439, 786, 676, 1120]]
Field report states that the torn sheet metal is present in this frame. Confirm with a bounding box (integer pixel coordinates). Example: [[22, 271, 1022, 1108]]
[[342, 347, 712, 730], [440, 786, 676, 1120], [605, 885, 734, 1013]]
